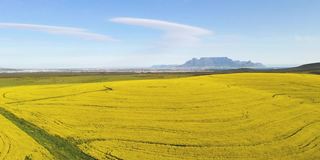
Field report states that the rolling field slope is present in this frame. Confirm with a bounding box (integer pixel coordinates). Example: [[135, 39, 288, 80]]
[[0, 73, 319, 159], [0, 114, 53, 160]]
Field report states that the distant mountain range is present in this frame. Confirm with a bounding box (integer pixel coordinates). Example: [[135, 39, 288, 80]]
[[1, 61, 319, 74], [152, 57, 265, 69]]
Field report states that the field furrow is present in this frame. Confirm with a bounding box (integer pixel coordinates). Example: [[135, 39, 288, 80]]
[[0, 73, 319, 159]]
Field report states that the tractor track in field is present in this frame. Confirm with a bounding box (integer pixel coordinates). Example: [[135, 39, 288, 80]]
[[2, 92, 18, 101], [5, 87, 112, 105], [299, 135, 320, 149], [99, 120, 320, 149], [0, 133, 11, 160], [0, 107, 101, 160], [1, 74, 319, 159], [105, 152, 123, 160]]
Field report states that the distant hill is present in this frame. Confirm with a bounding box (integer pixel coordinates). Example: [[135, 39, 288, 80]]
[[207, 62, 320, 74], [291, 63, 320, 71], [281, 62, 320, 74], [152, 57, 265, 69], [0, 68, 20, 73]]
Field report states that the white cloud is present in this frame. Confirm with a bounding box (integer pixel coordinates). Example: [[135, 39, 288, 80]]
[[0, 23, 115, 41], [110, 17, 213, 46]]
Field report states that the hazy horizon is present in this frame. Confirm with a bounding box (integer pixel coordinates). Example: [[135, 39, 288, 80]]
[[0, 57, 301, 70], [1, 0, 319, 68]]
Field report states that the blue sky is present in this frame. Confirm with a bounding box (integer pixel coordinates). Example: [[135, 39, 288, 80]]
[[0, 0, 319, 68]]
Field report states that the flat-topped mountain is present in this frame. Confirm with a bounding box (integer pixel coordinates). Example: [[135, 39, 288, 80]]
[[181, 57, 264, 68], [152, 57, 265, 69]]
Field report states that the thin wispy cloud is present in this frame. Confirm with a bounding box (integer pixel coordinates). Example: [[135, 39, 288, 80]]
[[110, 17, 213, 47], [0, 23, 115, 41]]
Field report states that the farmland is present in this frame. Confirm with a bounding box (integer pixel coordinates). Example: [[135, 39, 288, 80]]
[[0, 73, 319, 159]]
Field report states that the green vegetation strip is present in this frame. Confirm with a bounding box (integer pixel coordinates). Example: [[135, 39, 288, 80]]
[[0, 72, 210, 88], [0, 107, 96, 160]]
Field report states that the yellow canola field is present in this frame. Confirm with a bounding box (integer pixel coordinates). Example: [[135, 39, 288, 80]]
[[0, 115, 53, 160], [0, 73, 320, 159]]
